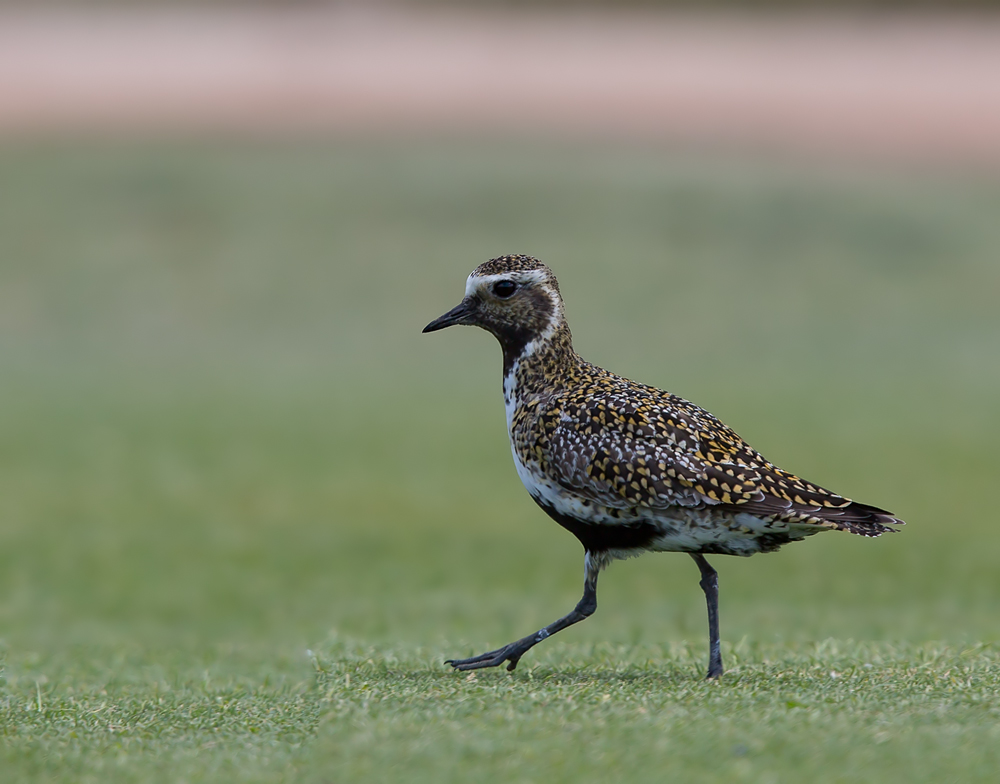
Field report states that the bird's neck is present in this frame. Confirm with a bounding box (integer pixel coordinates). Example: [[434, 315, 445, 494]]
[[501, 321, 582, 408]]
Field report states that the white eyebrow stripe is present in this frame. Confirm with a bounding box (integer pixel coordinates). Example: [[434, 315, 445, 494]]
[[465, 269, 548, 297]]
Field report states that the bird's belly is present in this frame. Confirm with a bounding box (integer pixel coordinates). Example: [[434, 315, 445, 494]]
[[511, 448, 817, 557]]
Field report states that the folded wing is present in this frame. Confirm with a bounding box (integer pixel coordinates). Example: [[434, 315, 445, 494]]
[[535, 386, 902, 536]]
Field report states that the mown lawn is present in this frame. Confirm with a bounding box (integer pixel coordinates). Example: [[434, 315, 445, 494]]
[[1, 143, 998, 782]]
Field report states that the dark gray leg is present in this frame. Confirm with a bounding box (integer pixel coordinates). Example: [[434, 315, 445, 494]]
[[690, 553, 724, 679], [447, 552, 601, 672]]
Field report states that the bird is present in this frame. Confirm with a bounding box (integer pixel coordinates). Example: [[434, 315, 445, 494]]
[[422, 254, 903, 679]]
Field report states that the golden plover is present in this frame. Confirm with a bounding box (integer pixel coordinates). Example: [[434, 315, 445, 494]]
[[423, 255, 902, 679]]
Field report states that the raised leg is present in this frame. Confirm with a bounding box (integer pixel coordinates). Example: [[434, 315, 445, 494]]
[[690, 553, 724, 679], [447, 552, 601, 672]]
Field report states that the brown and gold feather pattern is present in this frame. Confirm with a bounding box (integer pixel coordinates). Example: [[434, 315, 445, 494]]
[[484, 258, 902, 559], [423, 254, 903, 676]]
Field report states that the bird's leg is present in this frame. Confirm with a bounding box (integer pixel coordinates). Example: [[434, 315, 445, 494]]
[[446, 552, 601, 672], [690, 553, 724, 679]]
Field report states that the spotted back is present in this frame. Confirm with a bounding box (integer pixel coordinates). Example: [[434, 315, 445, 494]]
[[512, 361, 902, 536]]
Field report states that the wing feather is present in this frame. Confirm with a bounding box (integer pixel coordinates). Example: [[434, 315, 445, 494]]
[[529, 385, 902, 536]]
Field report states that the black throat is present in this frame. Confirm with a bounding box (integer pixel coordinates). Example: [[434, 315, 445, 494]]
[[497, 324, 536, 376]]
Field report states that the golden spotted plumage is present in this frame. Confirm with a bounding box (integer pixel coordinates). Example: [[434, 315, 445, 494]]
[[509, 337, 898, 538], [483, 256, 902, 552], [424, 254, 903, 677]]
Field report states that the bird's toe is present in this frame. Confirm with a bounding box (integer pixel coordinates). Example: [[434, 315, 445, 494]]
[[446, 642, 526, 672]]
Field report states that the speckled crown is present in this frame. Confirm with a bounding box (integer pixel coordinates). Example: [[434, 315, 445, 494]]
[[473, 255, 548, 277]]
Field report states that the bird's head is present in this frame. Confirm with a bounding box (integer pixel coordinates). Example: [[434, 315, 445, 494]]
[[423, 255, 568, 364]]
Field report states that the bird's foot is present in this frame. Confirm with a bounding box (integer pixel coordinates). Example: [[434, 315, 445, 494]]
[[705, 664, 724, 680], [446, 639, 532, 672]]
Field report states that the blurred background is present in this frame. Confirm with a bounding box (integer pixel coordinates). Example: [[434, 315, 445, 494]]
[[1, 0, 999, 673]]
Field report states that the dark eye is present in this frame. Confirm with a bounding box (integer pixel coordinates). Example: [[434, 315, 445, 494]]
[[492, 280, 517, 298]]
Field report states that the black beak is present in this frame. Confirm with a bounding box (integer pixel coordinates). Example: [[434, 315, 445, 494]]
[[422, 298, 477, 333]]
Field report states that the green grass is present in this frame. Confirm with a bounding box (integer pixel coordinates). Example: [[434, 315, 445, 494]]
[[1, 142, 999, 782]]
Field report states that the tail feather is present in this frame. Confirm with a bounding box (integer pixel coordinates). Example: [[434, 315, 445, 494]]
[[812, 500, 904, 537]]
